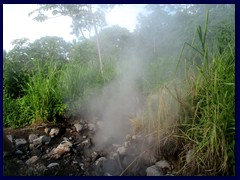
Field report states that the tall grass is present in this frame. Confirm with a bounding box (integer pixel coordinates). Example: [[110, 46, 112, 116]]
[[176, 11, 235, 175], [20, 59, 66, 125], [59, 58, 115, 115]]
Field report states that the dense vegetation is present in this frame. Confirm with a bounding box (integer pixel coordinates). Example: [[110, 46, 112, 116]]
[[3, 4, 235, 175]]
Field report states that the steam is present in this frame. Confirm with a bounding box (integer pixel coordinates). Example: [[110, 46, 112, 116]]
[[87, 54, 146, 146]]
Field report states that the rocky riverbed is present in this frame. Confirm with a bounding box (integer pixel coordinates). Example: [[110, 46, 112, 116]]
[[3, 117, 195, 176]]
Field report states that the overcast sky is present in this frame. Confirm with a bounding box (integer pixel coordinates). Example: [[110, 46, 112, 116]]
[[3, 4, 146, 52]]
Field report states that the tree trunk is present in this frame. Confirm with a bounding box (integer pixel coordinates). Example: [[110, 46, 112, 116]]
[[88, 5, 103, 76]]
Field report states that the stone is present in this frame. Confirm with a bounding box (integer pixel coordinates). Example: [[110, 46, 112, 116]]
[[25, 156, 39, 165], [6, 135, 13, 142], [41, 135, 51, 145], [29, 134, 38, 144], [74, 123, 83, 132], [44, 127, 51, 134], [48, 140, 72, 159], [91, 151, 99, 162], [142, 151, 157, 164], [49, 127, 60, 138], [32, 137, 42, 147], [146, 165, 164, 176], [95, 157, 106, 167], [81, 138, 91, 148], [155, 160, 170, 170], [47, 163, 59, 168], [15, 150, 23, 154], [15, 138, 27, 147]]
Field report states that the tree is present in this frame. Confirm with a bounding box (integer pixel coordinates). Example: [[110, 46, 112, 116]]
[[98, 25, 132, 60], [29, 4, 114, 75], [29, 36, 71, 63]]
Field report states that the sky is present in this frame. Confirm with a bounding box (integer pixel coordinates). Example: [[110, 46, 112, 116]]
[[3, 4, 146, 52]]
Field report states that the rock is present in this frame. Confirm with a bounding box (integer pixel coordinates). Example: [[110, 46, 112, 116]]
[[32, 137, 42, 147], [155, 160, 170, 170], [48, 140, 72, 159], [6, 135, 13, 142], [25, 156, 39, 165], [29, 144, 35, 150], [29, 134, 38, 144], [15, 150, 23, 154], [124, 141, 130, 147], [117, 146, 126, 155], [95, 157, 106, 167], [91, 151, 100, 162], [146, 165, 164, 176], [74, 123, 83, 132], [49, 127, 60, 138], [141, 150, 157, 164], [81, 138, 91, 148], [31, 148, 42, 156], [41, 135, 51, 145], [47, 163, 59, 168], [24, 164, 47, 176], [44, 127, 51, 134], [88, 123, 96, 131], [15, 138, 27, 147]]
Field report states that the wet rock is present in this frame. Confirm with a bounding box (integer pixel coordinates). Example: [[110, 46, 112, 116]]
[[15, 138, 27, 148], [49, 127, 60, 138], [88, 123, 96, 131], [146, 165, 164, 176], [29, 134, 38, 144], [47, 163, 59, 168], [25, 156, 39, 165], [74, 123, 83, 132]]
